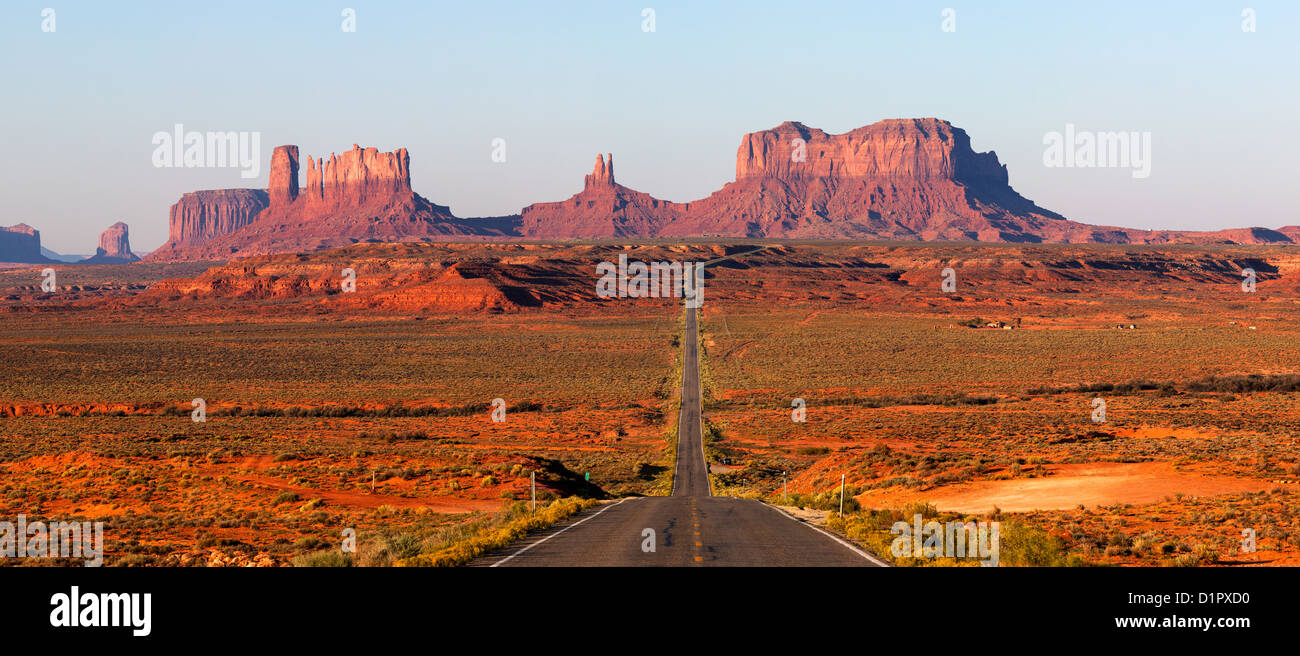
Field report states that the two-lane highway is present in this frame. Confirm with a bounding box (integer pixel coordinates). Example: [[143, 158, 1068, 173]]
[[474, 295, 885, 566], [671, 304, 710, 499]]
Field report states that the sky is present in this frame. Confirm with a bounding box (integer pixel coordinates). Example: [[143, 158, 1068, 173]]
[[2, 0, 1297, 253]]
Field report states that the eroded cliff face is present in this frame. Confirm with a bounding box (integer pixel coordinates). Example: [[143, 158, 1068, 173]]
[[268, 145, 300, 205], [144, 189, 270, 261], [734, 119, 1005, 183], [301, 145, 412, 206]]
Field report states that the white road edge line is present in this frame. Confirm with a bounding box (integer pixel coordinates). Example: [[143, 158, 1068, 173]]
[[490, 498, 632, 567], [670, 307, 688, 496], [671, 370, 682, 495], [762, 503, 892, 567], [695, 311, 710, 498]]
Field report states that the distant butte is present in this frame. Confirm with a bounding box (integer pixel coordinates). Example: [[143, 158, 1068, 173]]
[[81, 221, 141, 264], [0, 223, 54, 264]]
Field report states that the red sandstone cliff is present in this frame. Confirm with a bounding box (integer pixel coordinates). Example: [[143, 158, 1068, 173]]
[[300, 144, 412, 206], [144, 189, 269, 261]]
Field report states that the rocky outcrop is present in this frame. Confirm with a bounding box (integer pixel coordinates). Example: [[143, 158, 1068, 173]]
[[144, 189, 270, 261], [138, 246, 543, 313], [584, 153, 616, 188], [520, 153, 685, 238], [81, 222, 141, 264], [0, 223, 54, 263]]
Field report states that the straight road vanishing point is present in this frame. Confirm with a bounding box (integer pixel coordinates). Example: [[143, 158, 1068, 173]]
[[477, 253, 887, 567]]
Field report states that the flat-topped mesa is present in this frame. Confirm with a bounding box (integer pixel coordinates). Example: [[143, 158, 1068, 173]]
[[735, 118, 1007, 186], [160, 189, 270, 250], [584, 153, 616, 189], [0, 223, 52, 263], [302, 144, 412, 206]]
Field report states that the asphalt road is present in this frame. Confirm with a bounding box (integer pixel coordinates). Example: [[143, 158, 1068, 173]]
[[671, 303, 711, 498], [474, 300, 885, 567]]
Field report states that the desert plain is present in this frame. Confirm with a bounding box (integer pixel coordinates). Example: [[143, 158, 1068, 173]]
[[2, 240, 1299, 566]]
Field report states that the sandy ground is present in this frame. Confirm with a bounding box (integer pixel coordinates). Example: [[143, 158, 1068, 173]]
[[856, 462, 1288, 513]]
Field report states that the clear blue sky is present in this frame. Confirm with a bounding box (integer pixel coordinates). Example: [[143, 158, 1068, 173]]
[[3, 0, 1297, 252]]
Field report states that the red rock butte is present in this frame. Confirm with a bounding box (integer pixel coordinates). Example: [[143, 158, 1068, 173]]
[[145, 144, 514, 262], [136, 119, 1300, 264], [82, 221, 140, 264]]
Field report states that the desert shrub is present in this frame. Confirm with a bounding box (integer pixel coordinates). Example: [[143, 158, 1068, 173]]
[[294, 536, 327, 550], [114, 554, 155, 567], [1166, 545, 1217, 567], [293, 550, 352, 567], [394, 497, 598, 567], [1183, 374, 1300, 394], [998, 519, 1086, 567]]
